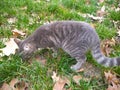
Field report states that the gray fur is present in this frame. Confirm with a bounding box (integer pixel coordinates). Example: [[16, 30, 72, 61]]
[[14, 21, 120, 70]]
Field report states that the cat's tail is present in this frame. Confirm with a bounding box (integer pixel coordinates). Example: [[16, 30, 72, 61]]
[[91, 44, 120, 67]]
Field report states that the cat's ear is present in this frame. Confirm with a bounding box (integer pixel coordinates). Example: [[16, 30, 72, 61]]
[[14, 38, 21, 45]]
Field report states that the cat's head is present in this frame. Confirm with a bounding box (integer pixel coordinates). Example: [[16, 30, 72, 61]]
[[14, 38, 37, 60]]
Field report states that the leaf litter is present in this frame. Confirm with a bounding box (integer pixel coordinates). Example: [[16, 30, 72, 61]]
[[0, 78, 29, 90], [12, 29, 26, 37], [104, 71, 120, 90], [0, 28, 26, 56], [52, 72, 70, 90], [101, 38, 116, 56], [0, 38, 18, 56], [0, 1, 120, 89]]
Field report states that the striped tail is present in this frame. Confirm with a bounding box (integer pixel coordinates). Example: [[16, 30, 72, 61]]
[[91, 44, 120, 67]]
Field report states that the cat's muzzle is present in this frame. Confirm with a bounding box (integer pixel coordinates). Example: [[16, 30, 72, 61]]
[[18, 51, 33, 60]]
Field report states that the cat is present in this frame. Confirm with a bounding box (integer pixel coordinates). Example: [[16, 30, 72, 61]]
[[14, 21, 120, 70]]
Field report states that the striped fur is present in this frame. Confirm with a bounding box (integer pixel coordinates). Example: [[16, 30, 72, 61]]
[[15, 21, 120, 70]]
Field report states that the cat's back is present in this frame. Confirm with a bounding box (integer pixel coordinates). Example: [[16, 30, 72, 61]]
[[39, 21, 95, 33], [50, 21, 95, 32]]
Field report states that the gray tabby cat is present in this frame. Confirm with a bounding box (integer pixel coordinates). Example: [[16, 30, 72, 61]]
[[14, 21, 120, 70]]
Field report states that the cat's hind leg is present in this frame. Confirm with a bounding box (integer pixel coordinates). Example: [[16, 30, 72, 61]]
[[70, 55, 86, 70], [62, 41, 88, 71]]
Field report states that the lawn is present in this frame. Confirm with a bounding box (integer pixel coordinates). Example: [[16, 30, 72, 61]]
[[0, 0, 120, 90]]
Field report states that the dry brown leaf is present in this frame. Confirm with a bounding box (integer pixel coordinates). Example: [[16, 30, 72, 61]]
[[76, 68, 84, 73], [0, 83, 11, 90], [77, 13, 103, 22], [52, 72, 70, 90], [105, 71, 120, 90], [0, 78, 29, 90], [9, 78, 18, 89], [101, 38, 116, 56], [98, 0, 104, 3], [113, 21, 120, 30], [107, 82, 120, 90], [104, 71, 120, 84], [0, 38, 18, 56], [73, 75, 82, 85], [12, 29, 26, 37], [53, 78, 66, 90], [97, 6, 106, 17], [13, 81, 29, 90]]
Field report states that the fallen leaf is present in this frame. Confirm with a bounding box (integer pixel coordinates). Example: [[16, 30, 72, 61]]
[[76, 68, 84, 73], [107, 82, 120, 90], [0, 83, 11, 90], [104, 71, 120, 90], [29, 18, 34, 25], [0, 38, 18, 56], [53, 79, 66, 90], [98, 0, 104, 3], [104, 71, 120, 84], [73, 75, 82, 85], [12, 29, 26, 37], [0, 78, 29, 90], [115, 8, 120, 12], [101, 38, 116, 56], [13, 81, 29, 90], [52, 72, 70, 90], [97, 6, 106, 17], [117, 30, 120, 36], [52, 71, 60, 83], [9, 78, 19, 89], [87, 14, 104, 22], [7, 17, 16, 24]]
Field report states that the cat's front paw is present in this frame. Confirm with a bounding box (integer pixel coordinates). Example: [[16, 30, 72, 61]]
[[70, 62, 82, 71], [70, 65, 80, 71]]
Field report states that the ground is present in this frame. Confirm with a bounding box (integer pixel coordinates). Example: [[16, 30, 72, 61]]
[[0, 0, 120, 90]]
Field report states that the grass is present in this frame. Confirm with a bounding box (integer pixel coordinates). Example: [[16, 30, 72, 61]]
[[0, 0, 120, 90]]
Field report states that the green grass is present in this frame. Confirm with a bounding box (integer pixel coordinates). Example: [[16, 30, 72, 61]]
[[0, 0, 120, 90]]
